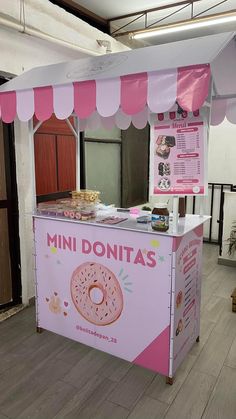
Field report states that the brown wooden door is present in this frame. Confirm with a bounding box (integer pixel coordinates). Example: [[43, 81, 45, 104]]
[[57, 135, 76, 191], [34, 116, 76, 200], [34, 134, 58, 195]]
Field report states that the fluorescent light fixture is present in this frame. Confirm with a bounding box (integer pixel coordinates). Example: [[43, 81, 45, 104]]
[[132, 10, 236, 40]]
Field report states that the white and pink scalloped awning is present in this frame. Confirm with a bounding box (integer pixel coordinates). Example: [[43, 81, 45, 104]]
[[211, 98, 236, 126], [0, 64, 211, 127]]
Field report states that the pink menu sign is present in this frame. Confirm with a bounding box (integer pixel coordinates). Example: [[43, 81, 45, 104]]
[[152, 118, 207, 195], [172, 225, 203, 374]]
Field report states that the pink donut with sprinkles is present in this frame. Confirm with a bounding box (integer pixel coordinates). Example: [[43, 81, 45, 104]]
[[71, 262, 123, 326]]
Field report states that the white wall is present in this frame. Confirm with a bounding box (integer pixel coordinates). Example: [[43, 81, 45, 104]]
[[208, 120, 236, 185], [0, 0, 129, 76], [0, 0, 128, 304]]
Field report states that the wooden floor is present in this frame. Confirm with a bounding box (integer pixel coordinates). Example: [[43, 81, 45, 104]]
[[0, 244, 236, 419]]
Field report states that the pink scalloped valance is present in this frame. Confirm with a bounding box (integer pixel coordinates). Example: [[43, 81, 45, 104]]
[[0, 64, 210, 124]]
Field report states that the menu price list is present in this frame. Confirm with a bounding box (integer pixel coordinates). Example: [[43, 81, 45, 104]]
[[153, 119, 205, 195]]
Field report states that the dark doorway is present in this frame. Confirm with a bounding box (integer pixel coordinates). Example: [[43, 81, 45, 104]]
[[121, 125, 150, 207], [0, 77, 21, 308]]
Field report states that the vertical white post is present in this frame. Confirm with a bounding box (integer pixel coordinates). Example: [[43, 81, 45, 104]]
[[199, 196, 205, 217], [172, 196, 179, 233], [28, 118, 36, 210], [75, 117, 80, 190]]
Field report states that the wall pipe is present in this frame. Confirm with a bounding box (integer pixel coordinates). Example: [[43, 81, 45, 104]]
[[0, 15, 103, 56]]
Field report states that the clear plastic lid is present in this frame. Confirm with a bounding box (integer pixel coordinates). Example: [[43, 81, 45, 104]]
[[154, 203, 168, 209]]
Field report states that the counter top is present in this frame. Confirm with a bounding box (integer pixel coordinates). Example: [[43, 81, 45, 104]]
[[33, 212, 210, 237]]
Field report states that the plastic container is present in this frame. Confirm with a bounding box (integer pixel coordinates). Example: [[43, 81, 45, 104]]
[[151, 203, 169, 232]]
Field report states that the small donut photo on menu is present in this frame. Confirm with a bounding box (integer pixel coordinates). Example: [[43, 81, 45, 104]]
[[176, 290, 183, 308], [158, 162, 164, 176], [70, 262, 123, 326], [156, 135, 175, 160], [158, 178, 171, 191], [176, 319, 183, 336]]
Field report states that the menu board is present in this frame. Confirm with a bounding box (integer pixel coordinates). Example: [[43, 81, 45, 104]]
[[152, 118, 207, 195]]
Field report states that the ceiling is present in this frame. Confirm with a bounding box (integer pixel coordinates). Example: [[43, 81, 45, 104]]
[[54, 0, 236, 47], [72, 0, 172, 20]]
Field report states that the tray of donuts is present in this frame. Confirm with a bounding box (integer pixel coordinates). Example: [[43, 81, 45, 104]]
[[62, 204, 96, 221], [36, 203, 65, 217], [71, 189, 100, 204], [37, 201, 97, 221], [56, 200, 97, 221]]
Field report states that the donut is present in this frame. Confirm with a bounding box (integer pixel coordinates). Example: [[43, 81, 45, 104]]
[[176, 291, 183, 308], [69, 211, 75, 219], [70, 262, 123, 326], [75, 212, 81, 220]]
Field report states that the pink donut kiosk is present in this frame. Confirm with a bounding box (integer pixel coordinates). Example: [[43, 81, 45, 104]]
[[1, 31, 235, 384]]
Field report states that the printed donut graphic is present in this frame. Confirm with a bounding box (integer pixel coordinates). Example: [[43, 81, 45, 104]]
[[70, 262, 123, 326]]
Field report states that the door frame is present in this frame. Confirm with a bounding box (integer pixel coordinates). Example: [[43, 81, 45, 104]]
[[0, 79, 21, 309]]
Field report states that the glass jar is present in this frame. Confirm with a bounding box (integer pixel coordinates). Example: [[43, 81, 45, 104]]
[[151, 204, 169, 232]]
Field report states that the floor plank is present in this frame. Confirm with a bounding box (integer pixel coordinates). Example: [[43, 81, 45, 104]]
[[202, 366, 236, 419], [192, 331, 234, 377], [62, 349, 110, 390], [91, 400, 129, 419], [213, 310, 236, 338], [53, 375, 106, 418], [0, 358, 73, 418], [97, 354, 132, 382], [128, 395, 168, 419], [107, 365, 155, 409], [163, 370, 215, 419], [213, 267, 236, 299], [55, 340, 91, 365], [201, 295, 230, 324], [145, 354, 196, 405], [189, 317, 215, 357], [224, 335, 236, 369], [16, 380, 77, 419], [60, 378, 116, 419]]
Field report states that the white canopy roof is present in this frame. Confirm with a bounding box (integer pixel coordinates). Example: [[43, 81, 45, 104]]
[[0, 32, 235, 127], [0, 32, 234, 93]]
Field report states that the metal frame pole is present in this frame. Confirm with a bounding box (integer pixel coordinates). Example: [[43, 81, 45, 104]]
[[75, 117, 80, 190], [28, 118, 37, 209], [173, 196, 179, 233], [65, 117, 81, 190]]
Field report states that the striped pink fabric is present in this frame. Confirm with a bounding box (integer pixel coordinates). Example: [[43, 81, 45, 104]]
[[34, 86, 53, 121], [16, 89, 34, 121], [74, 80, 96, 119], [53, 84, 74, 120], [121, 73, 147, 115], [226, 98, 236, 124], [0, 91, 16, 123], [0, 65, 211, 125], [148, 70, 177, 113], [211, 99, 227, 126], [177, 64, 211, 112], [96, 78, 120, 117]]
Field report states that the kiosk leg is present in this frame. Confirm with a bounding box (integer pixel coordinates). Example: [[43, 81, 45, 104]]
[[166, 376, 174, 385], [36, 326, 43, 334], [196, 336, 200, 342]]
